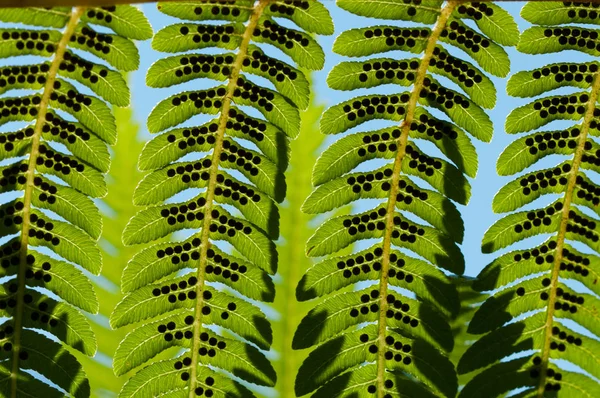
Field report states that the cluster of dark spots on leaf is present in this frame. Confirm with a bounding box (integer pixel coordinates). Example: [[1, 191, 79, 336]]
[[530, 356, 562, 391], [347, 170, 390, 194], [359, 59, 417, 83], [195, 375, 216, 396], [358, 131, 399, 157], [199, 331, 227, 357], [405, 145, 441, 176], [0, 325, 13, 351], [411, 113, 458, 141], [180, 24, 235, 45], [386, 293, 419, 327], [566, 210, 598, 241], [457, 2, 494, 19], [513, 241, 556, 265], [559, 247, 590, 277], [575, 175, 600, 206], [156, 238, 203, 265], [27, 213, 59, 246], [206, 248, 245, 282], [420, 78, 469, 110], [61, 52, 107, 84], [50, 81, 91, 112], [215, 173, 259, 206], [169, 125, 216, 150], [152, 276, 198, 303], [157, 320, 193, 342], [337, 248, 382, 278], [167, 160, 212, 183], [233, 77, 275, 112], [70, 26, 112, 54], [519, 165, 569, 196], [227, 108, 267, 142], [533, 63, 597, 84], [581, 144, 600, 169], [441, 21, 489, 52], [554, 286, 584, 314], [552, 325, 583, 347], [543, 27, 600, 51], [397, 179, 428, 204], [254, 19, 309, 49], [28, 300, 58, 327], [343, 208, 386, 236], [0, 96, 40, 119], [0, 64, 49, 88], [343, 94, 407, 122], [364, 26, 428, 48], [37, 144, 84, 175], [174, 88, 226, 110], [87, 7, 115, 23], [0, 201, 25, 227], [3, 30, 55, 53], [392, 214, 424, 243], [0, 241, 21, 269], [25, 258, 52, 283], [193, 0, 241, 18], [178, 54, 234, 78], [208, 208, 252, 237], [349, 290, 379, 318], [33, 177, 58, 205], [430, 47, 483, 87], [564, 2, 600, 19], [161, 197, 207, 226], [514, 205, 559, 234], [244, 50, 297, 82], [526, 128, 579, 156], [270, 0, 309, 16], [0, 284, 19, 309], [174, 357, 193, 381], [381, 332, 413, 364], [220, 139, 261, 176], [43, 113, 90, 143], [0, 162, 28, 187]]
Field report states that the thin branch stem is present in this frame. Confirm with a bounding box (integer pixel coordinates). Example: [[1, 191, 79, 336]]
[[186, 1, 270, 396], [535, 72, 600, 397], [10, 7, 85, 398], [375, 2, 456, 397]]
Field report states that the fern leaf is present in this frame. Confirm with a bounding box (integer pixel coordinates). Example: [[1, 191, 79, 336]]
[[461, 3, 600, 397], [112, 1, 332, 397], [294, 1, 517, 397], [0, 5, 147, 396]]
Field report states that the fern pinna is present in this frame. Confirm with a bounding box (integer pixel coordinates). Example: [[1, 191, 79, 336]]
[[459, 2, 600, 397], [110, 1, 332, 397], [0, 5, 147, 398], [293, 1, 517, 397]]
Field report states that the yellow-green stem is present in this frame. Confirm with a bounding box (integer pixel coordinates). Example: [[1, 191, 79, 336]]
[[375, 3, 457, 397], [10, 7, 85, 398], [187, 1, 270, 396], [536, 72, 600, 397]]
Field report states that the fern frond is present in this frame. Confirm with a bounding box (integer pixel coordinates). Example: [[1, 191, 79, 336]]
[[460, 2, 600, 397], [112, 1, 332, 397], [294, 1, 517, 397], [0, 5, 148, 397]]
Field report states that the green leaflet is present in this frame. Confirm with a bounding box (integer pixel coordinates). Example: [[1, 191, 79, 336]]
[[0, 7, 70, 28], [293, 287, 453, 352], [452, 3, 519, 46], [0, 6, 148, 396], [158, 0, 254, 22], [333, 26, 429, 57], [522, 1, 600, 28], [518, 26, 600, 58], [296, 244, 459, 317], [80, 6, 153, 41], [152, 22, 244, 53], [264, 0, 334, 35], [507, 63, 598, 98], [338, 0, 442, 24]]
